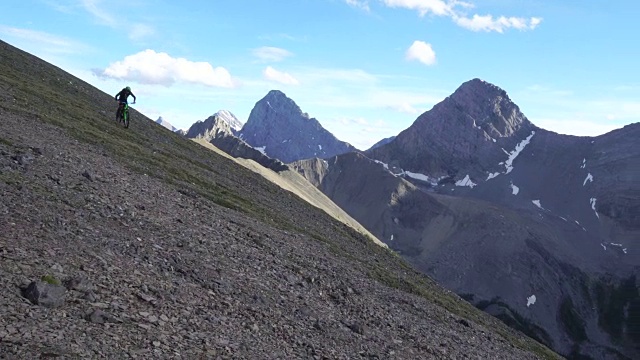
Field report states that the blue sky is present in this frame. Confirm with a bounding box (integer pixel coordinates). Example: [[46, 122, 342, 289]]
[[1, 0, 639, 150]]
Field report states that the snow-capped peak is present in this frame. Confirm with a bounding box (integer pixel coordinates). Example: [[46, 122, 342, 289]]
[[214, 110, 244, 131], [155, 116, 177, 132]]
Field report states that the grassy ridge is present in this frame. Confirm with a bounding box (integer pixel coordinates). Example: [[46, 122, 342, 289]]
[[0, 40, 561, 359]]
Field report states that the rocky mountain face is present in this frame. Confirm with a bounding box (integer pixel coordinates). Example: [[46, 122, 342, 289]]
[[368, 78, 536, 181], [238, 90, 356, 163], [185, 112, 237, 140], [294, 79, 640, 359], [1, 40, 560, 359], [155, 116, 178, 132], [215, 109, 243, 135], [184, 112, 287, 172]]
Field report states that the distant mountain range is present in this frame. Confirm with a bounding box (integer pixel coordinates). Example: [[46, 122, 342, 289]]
[[291, 79, 640, 359], [175, 79, 639, 359]]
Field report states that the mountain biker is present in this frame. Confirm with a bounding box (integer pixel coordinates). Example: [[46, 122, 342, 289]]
[[114, 86, 136, 120]]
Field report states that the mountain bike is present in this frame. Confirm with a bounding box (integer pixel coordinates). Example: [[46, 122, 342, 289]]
[[116, 101, 135, 128]]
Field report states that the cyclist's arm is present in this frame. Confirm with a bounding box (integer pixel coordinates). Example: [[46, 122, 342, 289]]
[[131, 92, 136, 103]]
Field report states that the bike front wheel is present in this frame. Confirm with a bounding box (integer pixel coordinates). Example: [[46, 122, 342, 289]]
[[123, 110, 130, 128]]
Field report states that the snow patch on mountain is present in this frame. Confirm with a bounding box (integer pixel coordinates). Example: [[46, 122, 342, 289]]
[[590, 198, 599, 219], [404, 171, 443, 186], [374, 160, 390, 171], [526, 295, 537, 307], [510, 183, 519, 195], [583, 173, 594, 186], [455, 175, 476, 188], [487, 172, 500, 180], [608, 243, 628, 254], [532, 200, 543, 209], [574, 220, 586, 232], [254, 146, 267, 156], [580, 158, 586, 169], [215, 110, 244, 132], [504, 131, 535, 174]]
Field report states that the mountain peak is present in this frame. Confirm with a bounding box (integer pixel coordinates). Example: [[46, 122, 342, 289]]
[[213, 110, 243, 132], [258, 90, 307, 118], [239, 91, 355, 162], [451, 78, 510, 103], [155, 116, 177, 132], [440, 78, 531, 134], [184, 110, 243, 140], [367, 78, 535, 177]]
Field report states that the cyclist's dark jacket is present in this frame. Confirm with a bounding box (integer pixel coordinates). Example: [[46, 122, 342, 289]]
[[115, 88, 136, 104]]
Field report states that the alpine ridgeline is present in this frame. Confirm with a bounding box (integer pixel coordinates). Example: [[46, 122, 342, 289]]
[[155, 116, 178, 132], [239, 90, 356, 163], [293, 79, 640, 359], [184, 111, 287, 172]]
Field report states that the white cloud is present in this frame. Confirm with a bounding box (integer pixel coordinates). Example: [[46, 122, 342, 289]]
[[345, 0, 370, 11], [252, 47, 293, 62], [96, 49, 234, 87], [263, 66, 299, 85], [406, 40, 436, 65], [129, 24, 155, 41], [379, 0, 542, 33], [389, 102, 420, 114], [453, 15, 542, 33], [0, 25, 90, 54], [382, 0, 455, 16], [79, 0, 117, 26]]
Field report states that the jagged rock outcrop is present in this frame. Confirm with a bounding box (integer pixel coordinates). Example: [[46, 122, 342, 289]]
[[185, 112, 236, 140], [185, 112, 288, 172], [239, 90, 356, 163], [215, 110, 243, 135], [155, 116, 177, 132]]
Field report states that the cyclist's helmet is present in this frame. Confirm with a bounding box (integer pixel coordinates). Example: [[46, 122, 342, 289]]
[[126, 86, 131, 91]]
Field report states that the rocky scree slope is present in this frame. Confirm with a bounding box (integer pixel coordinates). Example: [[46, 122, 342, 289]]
[[294, 80, 640, 359], [239, 90, 356, 163], [0, 40, 558, 359]]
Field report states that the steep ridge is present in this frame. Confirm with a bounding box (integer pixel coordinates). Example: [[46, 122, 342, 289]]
[[0, 41, 559, 358], [185, 112, 237, 140], [294, 80, 640, 359], [155, 116, 177, 132], [194, 139, 384, 248], [214, 109, 243, 135], [239, 90, 356, 163], [184, 112, 288, 172]]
